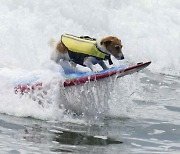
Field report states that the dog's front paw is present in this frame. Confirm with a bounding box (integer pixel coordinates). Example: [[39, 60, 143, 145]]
[[92, 68, 98, 72], [91, 66, 99, 72]]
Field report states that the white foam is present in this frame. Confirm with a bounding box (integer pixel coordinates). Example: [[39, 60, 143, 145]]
[[0, 0, 180, 121]]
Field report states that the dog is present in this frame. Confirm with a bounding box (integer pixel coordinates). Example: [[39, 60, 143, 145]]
[[49, 34, 124, 72]]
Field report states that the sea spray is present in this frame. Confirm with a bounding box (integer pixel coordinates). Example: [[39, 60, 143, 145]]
[[0, 0, 180, 121]]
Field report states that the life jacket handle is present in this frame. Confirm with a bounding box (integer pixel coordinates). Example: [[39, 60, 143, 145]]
[[80, 36, 96, 41]]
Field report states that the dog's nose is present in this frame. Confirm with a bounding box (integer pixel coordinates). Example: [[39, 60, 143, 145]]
[[121, 55, 124, 60], [116, 54, 124, 60]]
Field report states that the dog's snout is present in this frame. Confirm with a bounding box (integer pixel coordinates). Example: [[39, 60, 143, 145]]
[[115, 53, 124, 60], [121, 55, 124, 60]]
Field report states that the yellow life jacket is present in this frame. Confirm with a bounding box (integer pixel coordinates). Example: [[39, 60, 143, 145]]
[[61, 34, 113, 66]]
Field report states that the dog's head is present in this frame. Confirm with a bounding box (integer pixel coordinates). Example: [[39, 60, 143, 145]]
[[100, 36, 124, 60]]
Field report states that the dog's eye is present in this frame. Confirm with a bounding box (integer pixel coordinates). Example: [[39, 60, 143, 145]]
[[115, 45, 120, 50]]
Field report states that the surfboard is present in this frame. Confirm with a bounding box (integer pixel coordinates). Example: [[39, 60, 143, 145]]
[[14, 61, 151, 94], [63, 61, 151, 86]]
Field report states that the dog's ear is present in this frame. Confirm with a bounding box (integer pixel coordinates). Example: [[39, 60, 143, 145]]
[[100, 40, 112, 46]]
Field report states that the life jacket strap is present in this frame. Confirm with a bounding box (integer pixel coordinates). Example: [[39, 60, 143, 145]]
[[108, 58, 113, 65], [104, 55, 113, 65]]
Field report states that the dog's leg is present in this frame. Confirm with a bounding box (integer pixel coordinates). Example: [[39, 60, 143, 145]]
[[83, 57, 98, 72], [70, 60, 77, 68], [59, 61, 76, 73], [98, 60, 108, 70]]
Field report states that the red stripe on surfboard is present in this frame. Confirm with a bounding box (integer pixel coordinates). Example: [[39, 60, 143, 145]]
[[63, 61, 151, 87]]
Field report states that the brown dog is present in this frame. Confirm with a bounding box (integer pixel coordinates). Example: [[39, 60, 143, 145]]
[[50, 34, 124, 72]]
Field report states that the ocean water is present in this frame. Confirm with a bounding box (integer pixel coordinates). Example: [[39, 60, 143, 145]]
[[0, 0, 180, 153]]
